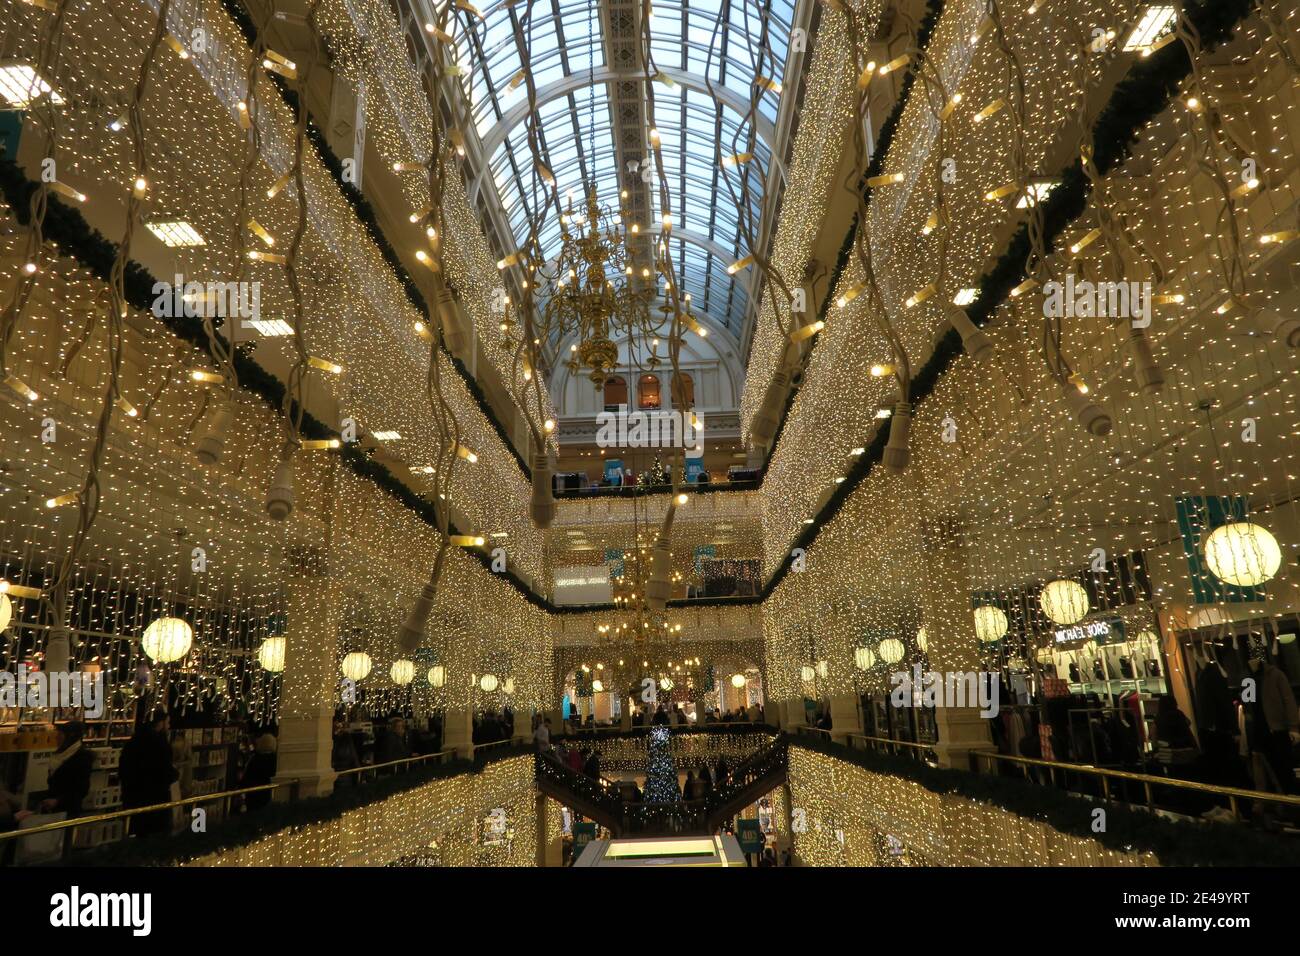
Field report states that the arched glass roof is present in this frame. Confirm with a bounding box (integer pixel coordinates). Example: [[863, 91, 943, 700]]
[[445, 0, 798, 337]]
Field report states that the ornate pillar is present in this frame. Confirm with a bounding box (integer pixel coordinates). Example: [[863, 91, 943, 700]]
[[919, 520, 995, 770], [441, 629, 475, 760], [829, 695, 863, 743], [273, 546, 340, 798]]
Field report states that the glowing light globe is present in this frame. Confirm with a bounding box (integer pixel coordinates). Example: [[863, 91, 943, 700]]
[[390, 659, 415, 686], [479, 673, 499, 692], [1040, 579, 1089, 625], [660, 676, 674, 691], [973, 606, 1008, 643], [916, 627, 927, 652], [592, 679, 604, 693], [0, 594, 11, 633], [878, 638, 905, 664], [257, 636, 286, 672], [1204, 522, 1282, 587], [815, 660, 829, 678], [427, 665, 446, 688], [141, 617, 193, 663], [854, 647, 876, 670], [340, 651, 372, 682], [504, 677, 515, 694], [799, 665, 816, 682], [731, 673, 747, 688]]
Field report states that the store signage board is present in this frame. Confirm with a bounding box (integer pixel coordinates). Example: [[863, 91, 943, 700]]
[[1053, 616, 1126, 647], [736, 819, 764, 855], [574, 822, 597, 852]]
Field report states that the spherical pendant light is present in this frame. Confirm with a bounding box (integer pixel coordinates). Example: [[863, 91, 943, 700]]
[[799, 665, 816, 682], [479, 673, 499, 692], [854, 647, 876, 670], [427, 665, 446, 688], [141, 617, 193, 663], [340, 651, 372, 682], [878, 638, 905, 664], [592, 679, 604, 693], [257, 636, 286, 672], [1040, 579, 1090, 626], [390, 659, 415, 686], [660, 676, 674, 691], [730, 672, 747, 689], [504, 677, 515, 694], [973, 605, 1008, 643], [916, 627, 927, 652], [0, 594, 11, 634], [815, 659, 829, 678], [1204, 522, 1282, 587]]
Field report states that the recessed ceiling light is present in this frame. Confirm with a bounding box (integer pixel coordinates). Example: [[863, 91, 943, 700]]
[[145, 220, 206, 247], [1123, 6, 1176, 51], [371, 430, 402, 441], [0, 60, 63, 108], [1015, 181, 1058, 209], [246, 319, 293, 337]]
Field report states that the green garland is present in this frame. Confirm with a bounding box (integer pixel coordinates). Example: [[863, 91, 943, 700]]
[[790, 734, 1297, 867], [758, 0, 1257, 602], [62, 743, 532, 867]]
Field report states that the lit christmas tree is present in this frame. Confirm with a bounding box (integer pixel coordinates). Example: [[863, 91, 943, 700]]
[[643, 726, 680, 802]]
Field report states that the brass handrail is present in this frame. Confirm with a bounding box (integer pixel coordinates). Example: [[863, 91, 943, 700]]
[[0, 747, 457, 844], [844, 732, 936, 751], [0, 780, 292, 844], [830, 728, 1300, 820], [972, 748, 1300, 819]]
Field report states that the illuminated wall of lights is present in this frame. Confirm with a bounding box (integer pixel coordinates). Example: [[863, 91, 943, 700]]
[[786, 746, 1156, 866], [183, 754, 537, 867], [761, 2, 1300, 702]]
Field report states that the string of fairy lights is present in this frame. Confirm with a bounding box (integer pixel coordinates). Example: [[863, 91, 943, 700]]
[[764, 3, 1300, 709], [0, 0, 558, 723], [785, 745, 1155, 865], [2, 0, 1299, 871], [186, 753, 538, 866]]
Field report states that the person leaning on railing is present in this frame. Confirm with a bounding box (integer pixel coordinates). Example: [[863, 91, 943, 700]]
[[119, 710, 177, 838]]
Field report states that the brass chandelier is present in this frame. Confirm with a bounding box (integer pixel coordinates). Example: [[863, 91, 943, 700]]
[[542, 187, 656, 389]]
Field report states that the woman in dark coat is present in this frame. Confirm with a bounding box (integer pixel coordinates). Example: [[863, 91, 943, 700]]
[[120, 711, 177, 837], [41, 721, 93, 817], [241, 734, 279, 811]]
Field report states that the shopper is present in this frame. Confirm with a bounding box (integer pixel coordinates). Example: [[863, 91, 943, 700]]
[[583, 747, 601, 780], [242, 733, 278, 811], [120, 710, 177, 837], [533, 716, 551, 750], [375, 718, 410, 765], [1247, 642, 1300, 793], [332, 717, 360, 776], [1154, 695, 1197, 750], [715, 755, 730, 785], [40, 721, 93, 818]]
